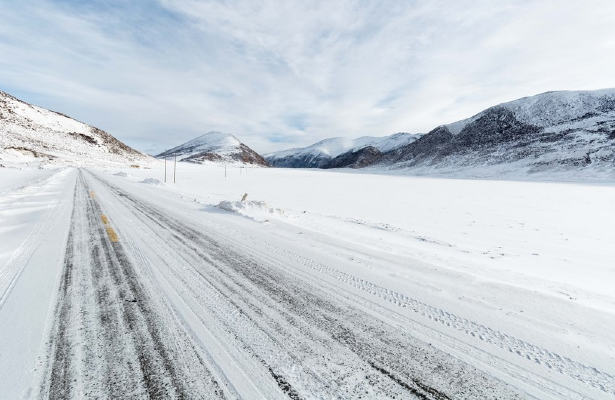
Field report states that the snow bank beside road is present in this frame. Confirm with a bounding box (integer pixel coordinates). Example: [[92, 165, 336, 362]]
[[140, 178, 162, 185], [0, 167, 57, 193], [0, 168, 76, 398], [217, 199, 287, 222]]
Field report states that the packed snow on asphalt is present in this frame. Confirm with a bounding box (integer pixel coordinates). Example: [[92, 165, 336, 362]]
[[1, 162, 614, 399]]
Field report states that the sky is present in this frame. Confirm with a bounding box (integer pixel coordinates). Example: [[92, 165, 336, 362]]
[[1, 0, 615, 155]]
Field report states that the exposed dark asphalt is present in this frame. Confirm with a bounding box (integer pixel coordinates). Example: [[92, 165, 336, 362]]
[[39, 171, 225, 399]]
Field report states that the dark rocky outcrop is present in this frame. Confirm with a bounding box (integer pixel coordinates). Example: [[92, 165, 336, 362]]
[[267, 153, 331, 168], [182, 143, 269, 166], [454, 107, 542, 148], [324, 146, 383, 169]]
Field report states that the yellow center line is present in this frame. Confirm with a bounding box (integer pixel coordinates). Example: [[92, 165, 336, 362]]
[[105, 226, 119, 242], [100, 214, 118, 242]]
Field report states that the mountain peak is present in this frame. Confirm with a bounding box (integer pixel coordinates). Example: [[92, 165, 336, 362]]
[[194, 131, 237, 142], [157, 132, 269, 166]]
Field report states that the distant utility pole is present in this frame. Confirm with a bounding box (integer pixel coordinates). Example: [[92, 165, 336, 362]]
[[164, 157, 167, 183], [224, 163, 227, 178], [174, 155, 177, 183]]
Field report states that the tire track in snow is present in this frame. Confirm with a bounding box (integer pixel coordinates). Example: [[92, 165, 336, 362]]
[[38, 171, 226, 399], [91, 171, 525, 400], [208, 212, 615, 397], [98, 180, 351, 399], [105, 183, 471, 399]]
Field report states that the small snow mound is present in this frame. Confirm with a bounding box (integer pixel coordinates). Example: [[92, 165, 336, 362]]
[[114, 171, 127, 177], [140, 178, 162, 185], [218, 200, 270, 212], [217, 200, 286, 221]]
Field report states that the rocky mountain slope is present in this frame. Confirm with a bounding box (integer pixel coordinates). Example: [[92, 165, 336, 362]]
[[268, 89, 615, 177], [379, 89, 615, 176], [157, 131, 269, 166], [265, 133, 421, 168], [0, 90, 148, 167]]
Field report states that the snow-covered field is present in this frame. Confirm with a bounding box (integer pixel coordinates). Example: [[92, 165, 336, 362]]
[[1, 161, 614, 399]]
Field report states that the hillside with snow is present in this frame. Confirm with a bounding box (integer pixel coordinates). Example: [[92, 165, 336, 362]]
[[0, 90, 148, 167], [157, 131, 269, 166], [379, 88, 615, 178], [265, 132, 421, 168], [268, 89, 615, 179]]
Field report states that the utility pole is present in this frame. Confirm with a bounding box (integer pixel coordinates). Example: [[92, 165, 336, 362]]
[[224, 162, 227, 178], [164, 157, 167, 183], [174, 155, 177, 183]]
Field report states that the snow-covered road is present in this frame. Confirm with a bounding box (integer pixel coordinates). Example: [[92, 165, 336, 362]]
[[38, 171, 224, 398], [1, 166, 614, 399], [72, 169, 522, 398]]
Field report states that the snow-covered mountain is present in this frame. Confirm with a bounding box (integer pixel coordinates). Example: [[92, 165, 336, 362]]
[[0, 90, 148, 167], [379, 89, 615, 177], [268, 89, 615, 178], [265, 133, 421, 168], [157, 131, 269, 166]]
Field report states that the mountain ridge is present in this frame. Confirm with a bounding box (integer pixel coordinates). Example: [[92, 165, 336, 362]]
[[266, 132, 422, 168], [377, 89, 615, 175], [266, 89, 615, 177], [0, 89, 148, 167]]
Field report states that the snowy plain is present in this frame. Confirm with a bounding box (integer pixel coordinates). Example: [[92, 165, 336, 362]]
[[1, 160, 614, 398]]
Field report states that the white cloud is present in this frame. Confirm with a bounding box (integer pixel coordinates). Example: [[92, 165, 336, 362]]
[[1, 0, 615, 153]]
